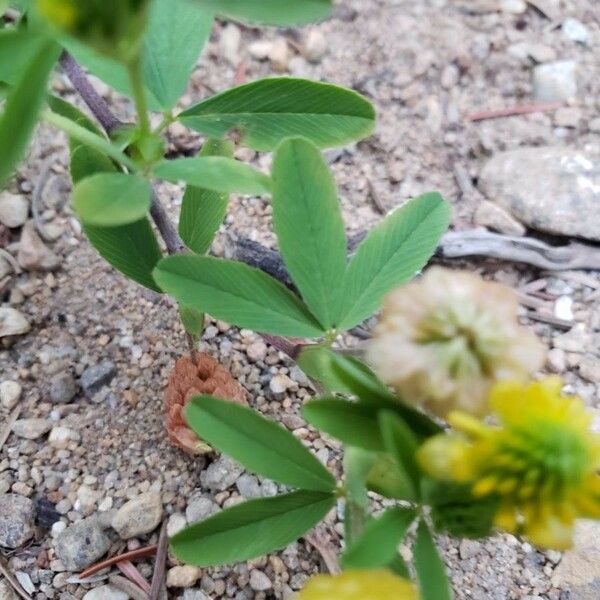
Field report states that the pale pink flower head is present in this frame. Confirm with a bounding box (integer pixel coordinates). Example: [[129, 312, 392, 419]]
[[367, 267, 545, 419]]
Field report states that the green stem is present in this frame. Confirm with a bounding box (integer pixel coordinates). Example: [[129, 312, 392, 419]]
[[127, 57, 151, 136], [154, 110, 175, 136], [43, 109, 137, 171], [345, 498, 367, 547]]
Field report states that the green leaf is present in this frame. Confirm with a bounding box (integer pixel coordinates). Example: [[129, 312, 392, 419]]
[[272, 137, 346, 329], [414, 521, 453, 600], [366, 453, 417, 500], [297, 346, 358, 396], [47, 96, 103, 135], [379, 411, 420, 500], [171, 490, 335, 566], [329, 353, 396, 401], [70, 144, 117, 184], [153, 255, 324, 338], [179, 78, 376, 151], [343, 447, 375, 509], [143, 0, 214, 109], [154, 157, 271, 196], [73, 173, 152, 227], [342, 507, 416, 570], [336, 193, 452, 330], [302, 398, 385, 451], [179, 139, 234, 254], [200, 0, 332, 25], [0, 39, 59, 187], [186, 395, 336, 492], [84, 218, 163, 292], [179, 305, 205, 339], [0, 29, 47, 85]]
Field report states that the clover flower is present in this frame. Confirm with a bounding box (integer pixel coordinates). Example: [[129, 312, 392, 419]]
[[418, 378, 600, 549], [297, 570, 418, 600], [367, 267, 544, 419], [37, 0, 149, 61]]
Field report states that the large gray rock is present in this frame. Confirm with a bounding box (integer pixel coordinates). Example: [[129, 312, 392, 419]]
[[54, 519, 111, 571], [479, 147, 600, 241], [12, 418, 51, 440], [49, 372, 78, 404], [80, 361, 116, 396], [0, 495, 35, 549], [82, 585, 129, 600]]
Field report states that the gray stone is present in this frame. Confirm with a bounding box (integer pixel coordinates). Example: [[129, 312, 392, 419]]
[[111, 492, 162, 539], [17, 221, 60, 271], [200, 457, 243, 491], [0, 256, 10, 280], [182, 590, 210, 600], [166, 566, 201, 588], [562, 18, 590, 44], [553, 519, 600, 599], [83, 585, 129, 600], [49, 372, 78, 404], [459, 539, 481, 560], [579, 355, 600, 384], [80, 361, 116, 396], [474, 200, 526, 236], [0, 381, 22, 409], [0, 494, 35, 549], [0, 578, 18, 600], [0, 308, 30, 338], [479, 147, 600, 240], [302, 30, 327, 63], [12, 418, 51, 440], [0, 192, 28, 228], [54, 519, 111, 571], [236, 474, 262, 499], [249, 570, 272, 591], [533, 60, 577, 102], [185, 496, 218, 523]]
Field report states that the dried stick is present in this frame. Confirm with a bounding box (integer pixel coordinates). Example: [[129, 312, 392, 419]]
[[149, 521, 169, 600], [150, 191, 186, 255], [59, 52, 124, 134], [109, 575, 150, 600], [79, 545, 158, 579], [465, 101, 563, 122], [0, 406, 21, 452], [116, 560, 151, 594]]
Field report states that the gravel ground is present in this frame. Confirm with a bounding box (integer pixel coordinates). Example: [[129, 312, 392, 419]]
[[1, 0, 599, 598]]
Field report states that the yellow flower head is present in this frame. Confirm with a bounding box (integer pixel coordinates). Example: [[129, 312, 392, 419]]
[[367, 267, 545, 419], [297, 570, 418, 600], [418, 378, 600, 549], [37, 0, 149, 61]]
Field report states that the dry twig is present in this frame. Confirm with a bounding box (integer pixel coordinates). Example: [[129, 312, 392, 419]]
[[0, 406, 21, 452], [116, 560, 151, 594], [149, 522, 169, 600], [465, 101, 563, 122], [79, 545, 158, 579]]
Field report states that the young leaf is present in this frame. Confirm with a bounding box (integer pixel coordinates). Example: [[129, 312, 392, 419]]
[[342, 507, 416, 570], [178, 78, 375, 151], [344, 447, 375, 509], [73, 173, 152, 227], [142, 0, 214, 110], [366, 453, 417, 501], [153, 255, 324, 338], [414, 521, 453, 600], [186, 395, 335, 492], [0, 39, 60, 187], [179, 139, 234, 254], [171, 490, 335, 566], [379, 411, 421, 500], [84, 219, 163, 292], [154, 157, 271, 196], [336, 193, 451, 330], [200, 0, 332, 25], [178, 305, 205, 339], [302, 398, 385, 451], [272, 137, 346, 329]]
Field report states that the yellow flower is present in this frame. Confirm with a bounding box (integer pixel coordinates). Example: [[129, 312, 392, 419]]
[[418, 378, 600, 549], [367, 267, 544, 419], [297, 570, 418, 600]]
